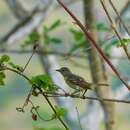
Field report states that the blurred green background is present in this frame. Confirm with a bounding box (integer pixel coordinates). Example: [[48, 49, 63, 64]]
[[0, 0, 130, 130]]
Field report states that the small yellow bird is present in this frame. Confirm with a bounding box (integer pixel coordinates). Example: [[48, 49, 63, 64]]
[[56, 67, 108, 94]]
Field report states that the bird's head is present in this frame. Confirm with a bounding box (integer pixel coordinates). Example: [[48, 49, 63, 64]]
[[56, 67, 72, 77]]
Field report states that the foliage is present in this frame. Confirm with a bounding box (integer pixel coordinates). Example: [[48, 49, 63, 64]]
[[69, 28, 88, 53], [31, 74, 58, 92], [0, 55, 10, 63], [53, 106, 67, 118], [0, 71, 6, 85], [8, 62, 24, 72], [104, 38, 130, 57], [43, 20, 64, 45], [21, 31, 40, 48]]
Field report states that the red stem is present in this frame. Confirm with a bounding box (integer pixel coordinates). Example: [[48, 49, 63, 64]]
[[57, 0, 130, 91]]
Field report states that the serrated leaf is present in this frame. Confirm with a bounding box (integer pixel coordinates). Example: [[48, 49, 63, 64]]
[[0, 55, 10, 63], [31, 74, 57, 92]]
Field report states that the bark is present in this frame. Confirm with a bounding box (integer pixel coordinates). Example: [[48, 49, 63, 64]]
[[83, 0, 116, 130]]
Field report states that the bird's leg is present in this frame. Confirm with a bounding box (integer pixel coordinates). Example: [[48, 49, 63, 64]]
[[82, 89, 88, 97]]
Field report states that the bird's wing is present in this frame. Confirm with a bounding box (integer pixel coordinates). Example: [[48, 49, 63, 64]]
[[67, 74, 91, 89]]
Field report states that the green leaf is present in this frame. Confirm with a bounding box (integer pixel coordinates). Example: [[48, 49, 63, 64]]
[[0, 55, 10, 63], [48, 20, 62, 32], [43, 29, 50, 45], [21, 31, 39, 48], [50, 37, 62, 44], [0, 72, 6, 86], [117, 38, 130, 47], [96, 23, 110, 32], [70, 28, 84, 41], [31, 74, 58, 92], [8, 62, 24, 72], [54, 106, 67, 118]]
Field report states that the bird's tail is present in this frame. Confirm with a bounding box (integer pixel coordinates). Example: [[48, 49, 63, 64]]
[[89, 83, 109, 90]]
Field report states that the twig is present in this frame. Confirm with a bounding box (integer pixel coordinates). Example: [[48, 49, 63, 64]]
[[1, 65, 69, 130], [57, 0, 130, 91], [100, 0, 130, 62], [43, 91, 130, 104], [22, 44, 38, 72], [109, 0, 130, 36], [29, 99, 55, 121], [0, 49, 87, 59], [0, 8, 38, 44]]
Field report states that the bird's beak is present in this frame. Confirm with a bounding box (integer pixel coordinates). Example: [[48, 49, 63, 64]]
[[56, 69, 60, 72]]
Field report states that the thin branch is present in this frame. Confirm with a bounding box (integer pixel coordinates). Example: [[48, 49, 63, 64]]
[[116, 1, 130, 20], [109, 0, 130, 36], [22, 44, 38, 72], [43, 92, 130, 104], [29, 99, 55, 121], [0, 8, 38, 44], [1, 64, 130, 105], [1, 65, 69, 130], [57, 0, 130, 91], [0, 49, 87, 58], [100, 0, 130, 62], [1, 0, 78, 45]]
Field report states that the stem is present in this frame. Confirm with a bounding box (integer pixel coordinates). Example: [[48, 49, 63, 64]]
[[2, 65, 69, 130], [100, 0, 130, 62], [57, 0, 130, 91]]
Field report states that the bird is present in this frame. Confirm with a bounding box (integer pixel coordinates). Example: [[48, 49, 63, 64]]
[[56, 67, 109, 94]]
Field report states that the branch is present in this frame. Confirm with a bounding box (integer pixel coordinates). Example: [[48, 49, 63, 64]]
[[109, 0, 130, 36], [100, 0, 130, 62], [1, 65, 69, 130], [0, 49, 87, 59], [2, 0, 78, 45], [1, 65, 130, 105], [57, 0, 130, 91]]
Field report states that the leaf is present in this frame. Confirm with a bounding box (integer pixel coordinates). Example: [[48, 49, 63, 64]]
[[0, 55, 10, 63], [8, 62, 24, 72], [69, 28, 84, 41], [117, 38, 130, 47], [50, 37, 62, 44], [48, 20, 62, 32], [31, 74, 58, 92], [54, 106, 67, 118], [43, 29, 50, 45], [96, 23, 110, 32], [21, 31, 40, 48], [0, 72, 6, 86]]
